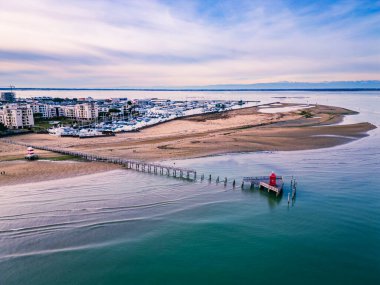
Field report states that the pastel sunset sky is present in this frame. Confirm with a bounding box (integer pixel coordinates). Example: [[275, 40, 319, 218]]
[[1, 0, 379, 87]]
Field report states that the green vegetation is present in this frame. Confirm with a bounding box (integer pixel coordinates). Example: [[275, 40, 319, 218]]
[[1, 157, 25, 162], [2, 155, 82, 162], [47, 155, 81, 161], [52, 97, 65, 103], [33, 112, 44, 120], [32, 117, 77, 132], [299, 110, 314, 118], [0, 123, 7, 132], [0, 123, 9, 137], [33, 120, 53, 130]]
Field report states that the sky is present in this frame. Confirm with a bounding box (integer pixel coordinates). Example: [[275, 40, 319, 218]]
[[0, 0, 379, 87]]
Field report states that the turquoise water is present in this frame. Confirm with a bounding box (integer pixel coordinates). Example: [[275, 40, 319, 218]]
[[1, 91, 380, 284]]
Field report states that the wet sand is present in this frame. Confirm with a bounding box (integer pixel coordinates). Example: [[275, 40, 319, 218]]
[[0, 160, 119, 186], [0, 103, 376, 185], [0, 141, 119, 186]]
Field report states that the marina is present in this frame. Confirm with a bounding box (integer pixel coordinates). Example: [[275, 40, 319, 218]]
[[46, 99, 256, 136]]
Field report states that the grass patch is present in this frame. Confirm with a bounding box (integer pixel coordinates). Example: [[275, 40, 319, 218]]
[[1, 155, 82, 162], [1, 157, 25, 162], [299, 110, 314, 118], [45, 155, 82, 161], [32, 117, 78, 132]]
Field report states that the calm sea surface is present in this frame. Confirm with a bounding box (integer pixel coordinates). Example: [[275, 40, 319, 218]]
[[1, 91, 380, 285]]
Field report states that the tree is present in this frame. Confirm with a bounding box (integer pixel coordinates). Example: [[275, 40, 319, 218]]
[[98, 111, 108, 117], [0, 123, 7, 131], [108, 108, 121, 113], [53, 97, 64, 103], [33, 112, 44, 120]]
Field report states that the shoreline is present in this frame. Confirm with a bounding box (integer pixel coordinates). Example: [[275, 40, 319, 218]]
[[0, 103, 376, 186]]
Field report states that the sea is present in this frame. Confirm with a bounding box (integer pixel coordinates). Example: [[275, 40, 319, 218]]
[[1, 90, 379, 285]]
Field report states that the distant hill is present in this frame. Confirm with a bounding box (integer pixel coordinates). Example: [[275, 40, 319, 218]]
[[194, 81, 380, 90], [1, 81, 380, 91]]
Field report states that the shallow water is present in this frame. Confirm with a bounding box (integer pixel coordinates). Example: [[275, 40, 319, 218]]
[[258, 104, 311, 113], [1, 91, 379, 284]]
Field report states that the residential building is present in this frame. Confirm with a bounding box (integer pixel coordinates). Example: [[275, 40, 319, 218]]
[[32, 103, 49, 118], [0, 104, 34, 129], [32, 103, 65, 118], [62, 106, 76, 119], [49, 106, 65, 117], [74, 103, 98, 120]]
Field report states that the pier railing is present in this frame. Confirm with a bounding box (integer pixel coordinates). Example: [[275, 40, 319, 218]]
[[1, 139, 197, 180], [1, 139, 297, 199]]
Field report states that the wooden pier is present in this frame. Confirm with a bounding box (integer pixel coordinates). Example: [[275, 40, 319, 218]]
[[1, 139, 197, 180], [243, 176, 284, 196], [1, 139, 297, 200]]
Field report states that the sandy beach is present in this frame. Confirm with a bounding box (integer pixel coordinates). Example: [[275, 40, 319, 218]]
[[0, 141, 120, 186], [0, 103, 376, 186], [0, 160, 119, 186]]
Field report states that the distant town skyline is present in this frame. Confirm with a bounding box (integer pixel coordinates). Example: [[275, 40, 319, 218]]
[[1, 0, 379, 87]]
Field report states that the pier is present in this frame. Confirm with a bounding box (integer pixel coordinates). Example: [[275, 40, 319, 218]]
[[1, 139, 296, 199], [1, 139, 197, 180], [243, 176, 284, 196]]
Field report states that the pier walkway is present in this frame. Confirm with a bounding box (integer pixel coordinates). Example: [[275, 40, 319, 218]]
[[1, 139, 296, 199], [1, 139, 197, 180], [243, 176, 284, 196]]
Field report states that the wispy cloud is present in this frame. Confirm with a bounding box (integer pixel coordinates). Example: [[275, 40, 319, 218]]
[[0, 0, 379, 87]]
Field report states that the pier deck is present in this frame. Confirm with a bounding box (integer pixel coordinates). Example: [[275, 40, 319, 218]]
[[2, 139, 292, 195], [2, 139, 197, 180], [243, 176, 284, 196]]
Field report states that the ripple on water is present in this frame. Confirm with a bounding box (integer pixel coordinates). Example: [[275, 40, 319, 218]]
[[1, 91, 380, 284]]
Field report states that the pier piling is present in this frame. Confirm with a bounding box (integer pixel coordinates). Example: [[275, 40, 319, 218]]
[[1, 139, 198, 182]]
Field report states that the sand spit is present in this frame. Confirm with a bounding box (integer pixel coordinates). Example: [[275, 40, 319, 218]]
[[0, 103, 376, 185]]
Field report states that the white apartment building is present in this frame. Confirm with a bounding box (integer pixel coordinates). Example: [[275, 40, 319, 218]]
[[32, 103, 49, 118], [62, 106, 76, 119], [0, 104, 34, 129], [74, 103, 98, 121], [49, 106, 65, 117], [97, 106, 110, 113], [32, 103, 65, 118]]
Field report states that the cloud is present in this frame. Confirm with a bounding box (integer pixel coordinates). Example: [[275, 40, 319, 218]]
[[0, 0, 379, 87]]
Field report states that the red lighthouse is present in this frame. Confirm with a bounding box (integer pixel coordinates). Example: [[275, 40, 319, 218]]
[[269, 172, 277, 186]]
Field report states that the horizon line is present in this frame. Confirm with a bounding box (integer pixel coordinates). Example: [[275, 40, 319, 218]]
[[1, 87, 380, 92]]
